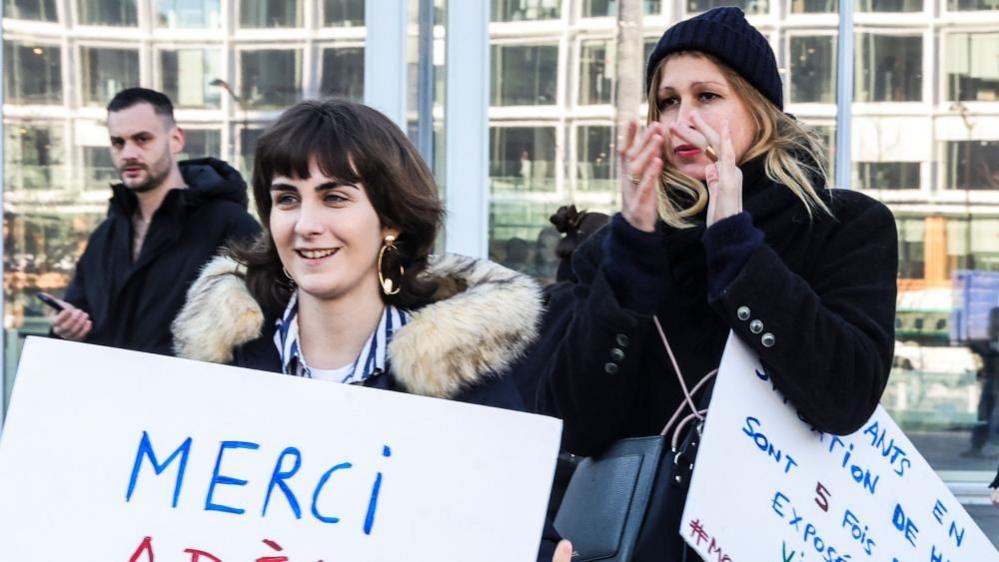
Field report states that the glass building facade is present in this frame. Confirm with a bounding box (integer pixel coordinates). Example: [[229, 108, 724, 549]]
[[3, 0, 999, 529]]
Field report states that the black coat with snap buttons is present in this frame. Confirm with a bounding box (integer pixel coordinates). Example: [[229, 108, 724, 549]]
[[532, 157, 899, 457]]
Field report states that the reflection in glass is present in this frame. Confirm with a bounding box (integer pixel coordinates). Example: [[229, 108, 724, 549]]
[[855, 34, 922, 102], [948, 0, 999, 9], [156, 0, 221, 28], [583, 0, 618, 16], [687, 0, 768, 15], [4, 124, 65, 191], [180, 129, 222, 160], [488, 201, 564, 283], [947, 141, 999, 190], [788, 0, 838, 12], [580, 40, 615, 106], [855, 162, 920, 190], [82, 146, 118, 191], [896, 218, 925, 278], [80, 47, 140, 106], [325, 0, 364, 26], [491, 45, 558, 106], [3, 42, 63, 105], [240, 128, 266, 178], [239, 0, 301, 27], [240, 50, 302, 109], [77, 0, 137, 26], [808, 123, 836, 186], [491, 0, 560, 21], [946, 32, 999, 102], [577, 125, 616, 192], [160, 49, 222, 109], [856, 0, 922, 10], [789, 35, 836, 103], [490, 127, 557, 192], [5, 0, 58, 20], [320, 48, 365, 102]]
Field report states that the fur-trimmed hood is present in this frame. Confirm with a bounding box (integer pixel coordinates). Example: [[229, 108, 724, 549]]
[[171, 254, 543, 399]]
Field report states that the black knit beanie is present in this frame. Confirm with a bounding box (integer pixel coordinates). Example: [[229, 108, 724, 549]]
[[645, 7, 783, 110]]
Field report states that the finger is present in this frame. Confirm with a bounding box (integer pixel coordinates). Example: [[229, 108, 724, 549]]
[[637, 157, 663, 208], [629, 131, 664, 183], [618, 120, 639, 158], [690, 110, 721, 148], [705, 162, 720, 190], [625, 122, 660, 162], [668, 123, 709, 151], [721, 120, 737, 166], [553, 540, 573, 562]]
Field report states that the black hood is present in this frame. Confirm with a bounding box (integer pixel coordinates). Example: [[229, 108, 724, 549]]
[[108, 157, 250, 216]]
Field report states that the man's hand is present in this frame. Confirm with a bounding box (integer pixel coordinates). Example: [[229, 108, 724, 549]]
[[51, 299, 92, 342]]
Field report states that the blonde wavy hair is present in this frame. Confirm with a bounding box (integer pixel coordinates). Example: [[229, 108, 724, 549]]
[[646, 52, 832, 229]]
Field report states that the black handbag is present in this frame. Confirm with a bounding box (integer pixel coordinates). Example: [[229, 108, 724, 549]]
[[553, 316, 715, 562]]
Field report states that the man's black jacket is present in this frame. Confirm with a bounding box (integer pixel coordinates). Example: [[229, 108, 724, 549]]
[[63, 157, 260, 356]]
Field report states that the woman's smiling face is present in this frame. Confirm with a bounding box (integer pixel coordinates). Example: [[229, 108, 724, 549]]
[[655, 53, 756, 181], [269, 157, 393, 302]]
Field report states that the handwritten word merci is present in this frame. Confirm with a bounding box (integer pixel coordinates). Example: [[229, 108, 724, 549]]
[[125, 430, 392, 530]]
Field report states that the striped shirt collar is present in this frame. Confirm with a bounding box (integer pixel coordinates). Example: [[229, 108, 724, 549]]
[[274, 293, 409, 384]]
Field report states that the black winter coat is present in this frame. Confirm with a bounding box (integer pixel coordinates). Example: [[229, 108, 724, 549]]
[[535, 158, 899, 456], [63, 157, 260, 356]]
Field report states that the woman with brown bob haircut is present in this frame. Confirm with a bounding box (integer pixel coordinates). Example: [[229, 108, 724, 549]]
[[171, 98, 563, 560]]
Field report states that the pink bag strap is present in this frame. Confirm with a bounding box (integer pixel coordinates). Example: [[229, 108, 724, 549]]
[[653, 315, 717, 449]]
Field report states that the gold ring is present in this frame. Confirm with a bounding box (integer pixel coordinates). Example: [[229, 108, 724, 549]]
[[628, 174, 641, 185], [704, 145, 719, 163]]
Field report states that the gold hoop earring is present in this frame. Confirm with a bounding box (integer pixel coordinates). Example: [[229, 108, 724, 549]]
[[282, 266, 296, 286], [378, 235, 405, 296]]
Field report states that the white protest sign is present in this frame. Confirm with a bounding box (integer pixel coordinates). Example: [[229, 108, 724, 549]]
[[682, 333, 999, 562], [0, 337, 562, 561]]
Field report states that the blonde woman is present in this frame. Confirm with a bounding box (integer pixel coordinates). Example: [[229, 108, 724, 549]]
[[535, 8, 898, 559]]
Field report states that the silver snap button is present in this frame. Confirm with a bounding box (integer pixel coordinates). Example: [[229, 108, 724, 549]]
[[750, 319, 764, 334], [610, 348, 625, 361], [762, 333, 776, 348], [616, 333, 630, 347], [737, 306, 751, 321], [604, 362, 619, 375]]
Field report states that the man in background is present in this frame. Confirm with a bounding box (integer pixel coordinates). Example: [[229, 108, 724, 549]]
[[51, 88, 259, 355]]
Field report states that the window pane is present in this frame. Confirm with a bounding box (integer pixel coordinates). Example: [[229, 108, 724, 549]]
[[789, 0, 838, 12], [687, 0, 768, 15], [4, 124, 65, 191], [583, 0, 618, 17], [856, 0, 922, 10], [946, 32, 999, 102], [325, 0, 364, 26], [577, 125, 616, 192], [488, 201, 564, 283], [156, 0, 221, 28], [77, 0, 137, 26], [3, 42, 62, 105], [855, 162, 920, 189], [80, 47, 139, 106], [180, 129, 222, 160], [491, 0, 560, 21], [240, 50, 302, 109], [491, 45, 558, 106], [490, 127, 557, 192], [896, 218, 925, 278], [240, 127, 266, 178], [808, 123, 836, 186], [644, 0, 663, 14], [82, 147, 117, 191], [5, 0, 58, 20], [789, 35, 837, 103], [946, 141, 999, 190], [855, 34, 922, 102], [160, 49, 222, 109], [320, 48, 365, 102], [240, 0, 302, 27], [948, 0, 999, 9], [579, 40, 614, 105]]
